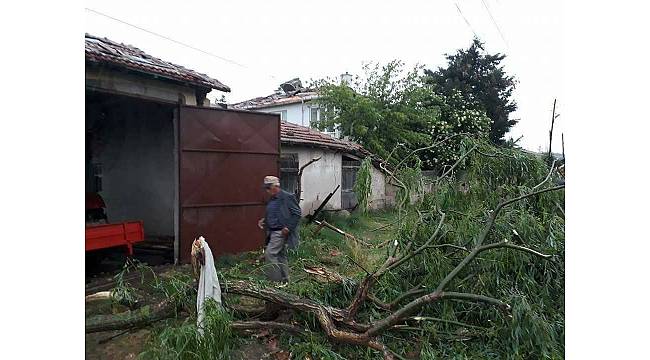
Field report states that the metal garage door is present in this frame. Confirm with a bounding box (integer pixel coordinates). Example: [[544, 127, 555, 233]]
[[179, 106, 280, 263]]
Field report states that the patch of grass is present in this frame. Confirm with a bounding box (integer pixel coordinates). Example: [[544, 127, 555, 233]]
[[139, 300, 236, 360], [288, 333, 346, 360], [152, 270, 195, 311], [292, 210, 398, 278]]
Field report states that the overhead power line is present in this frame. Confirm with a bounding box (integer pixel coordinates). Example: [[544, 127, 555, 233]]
[[454, 2, 480, 39], [479, 0, 509, 47], [85, 8, 278, 80]]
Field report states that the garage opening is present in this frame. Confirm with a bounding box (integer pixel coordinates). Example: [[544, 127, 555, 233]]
[[86, 91, 177, 270]]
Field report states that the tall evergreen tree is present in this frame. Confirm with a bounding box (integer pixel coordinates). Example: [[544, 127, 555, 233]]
[[425, 39, 518, 144]]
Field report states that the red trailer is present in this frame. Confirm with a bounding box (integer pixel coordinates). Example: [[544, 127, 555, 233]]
[[85, 221, 145, 256], [85, 193, 145, 256]]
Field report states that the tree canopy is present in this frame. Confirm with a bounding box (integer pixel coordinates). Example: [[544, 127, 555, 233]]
[[313, 61, 436, 163], [424, 39, 518, 144], [313, 61, 491, 169]]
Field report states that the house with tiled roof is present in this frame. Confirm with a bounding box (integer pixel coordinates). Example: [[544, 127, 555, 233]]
[[232, 75, 396, 212], [279, 121, 395, 213], [231, 76, 352, 138]]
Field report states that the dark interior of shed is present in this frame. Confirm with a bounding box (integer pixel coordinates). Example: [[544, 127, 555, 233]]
[[85, 91, 176, 276]]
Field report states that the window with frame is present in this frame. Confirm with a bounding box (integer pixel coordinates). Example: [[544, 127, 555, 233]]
[[312, 107, 337, 135], [280, 153, 299, 194], [273, 110, 287, 122], [325, 123, 336, 134], [310, 107, 319, 123]]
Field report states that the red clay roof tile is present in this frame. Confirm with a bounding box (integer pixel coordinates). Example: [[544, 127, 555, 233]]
[[85, 34, 230, 92]]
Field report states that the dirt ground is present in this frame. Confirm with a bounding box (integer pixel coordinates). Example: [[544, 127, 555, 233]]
[[85, 327, 276, 360], [86, 328, 151, 360]]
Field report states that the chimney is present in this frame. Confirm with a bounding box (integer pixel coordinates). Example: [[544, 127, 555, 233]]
[[340, 72, 352, 85]]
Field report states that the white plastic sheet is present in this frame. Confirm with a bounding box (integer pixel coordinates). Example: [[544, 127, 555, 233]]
[[195, 236, 222, 334]]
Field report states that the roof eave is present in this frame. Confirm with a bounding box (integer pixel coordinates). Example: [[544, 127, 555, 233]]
[[86, 57, 231, 93], [281, 138, 362, 155]]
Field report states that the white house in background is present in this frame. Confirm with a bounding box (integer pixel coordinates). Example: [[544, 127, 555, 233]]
[[230, 76, 352, 138], [279, 121, 395, 215]]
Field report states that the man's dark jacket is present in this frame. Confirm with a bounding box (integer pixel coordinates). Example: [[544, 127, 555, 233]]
[[264, 190, 302, 249]]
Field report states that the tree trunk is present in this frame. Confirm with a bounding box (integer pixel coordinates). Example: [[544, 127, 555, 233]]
[[86, 298, 177, 333]]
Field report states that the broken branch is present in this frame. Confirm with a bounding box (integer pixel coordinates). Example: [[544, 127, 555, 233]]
[[424, 243, 469, 252], [344, 211, 445, 320], [441, 292, 511, 312], [532, 159, 557, 191], [307, 185, 340, 223], [410, 316, 488, 330], [86, 297, 178, 333], [231, 321, 306, 335], [296, 156, 322, 201], [555, 201, 565, 217], [85, 291, 113, 302], [547, 99, 557, 163], [392, 133, 471, 174], [369, 285, 428, 311], [313, 220, 372, 247], [436, 144, 478, 183], [361, 185, 565, 337], [384, 211, 446, 273], [477, 241, 552, 259]]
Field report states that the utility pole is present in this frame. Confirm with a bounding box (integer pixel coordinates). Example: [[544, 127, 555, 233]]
[[561, 133, 565, 160], [547, 99, 558, 164]]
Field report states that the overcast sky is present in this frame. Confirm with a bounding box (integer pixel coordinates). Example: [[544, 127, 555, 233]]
[[85, 0, 563, 152]]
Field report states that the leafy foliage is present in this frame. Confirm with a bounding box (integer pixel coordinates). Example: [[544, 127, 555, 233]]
[[353, 157, 373, 214], [375, 143, 564, 359], [289, 143, 562, 359], [394, 156, 424, 211], [152, 271, 196, 311], [270, 143, 562, 360], [425, 38, 518, 144], [420, 91, 492, 168], [111, 258, 155, 307], [313, 61, 491, 169], [125, 145, 563, 360], [314, 61, 436, 162]]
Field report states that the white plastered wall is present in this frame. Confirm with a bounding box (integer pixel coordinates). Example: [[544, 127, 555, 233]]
[[281, 145, 342, 216], [369, 166, 387, 210], [281, 145, 392, 215]]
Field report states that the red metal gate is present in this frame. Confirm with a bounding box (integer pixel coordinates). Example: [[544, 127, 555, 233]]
[[179, 106, 280, 262]]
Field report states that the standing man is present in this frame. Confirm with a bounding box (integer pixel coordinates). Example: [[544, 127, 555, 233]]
[[258, 175, 301, 284]]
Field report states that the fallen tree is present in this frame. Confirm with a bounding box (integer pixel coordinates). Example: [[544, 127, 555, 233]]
[[219, 184, 563, 358], [86, 139, 565, 359]]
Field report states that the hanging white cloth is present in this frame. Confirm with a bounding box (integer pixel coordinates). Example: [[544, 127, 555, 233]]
[[194, 236, 222, 334]]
